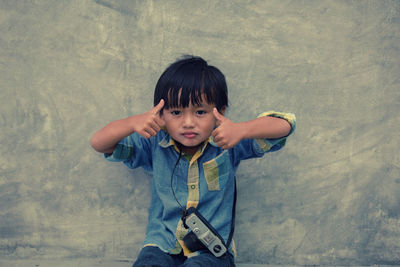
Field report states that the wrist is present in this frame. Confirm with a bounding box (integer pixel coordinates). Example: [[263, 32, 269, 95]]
[[125, 114, 140, 133], [236, 121, 249, 140]]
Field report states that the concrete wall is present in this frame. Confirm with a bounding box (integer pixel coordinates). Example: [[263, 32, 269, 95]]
[[1, 0, 399, 265]]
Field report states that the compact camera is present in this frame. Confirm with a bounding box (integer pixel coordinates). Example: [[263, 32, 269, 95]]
[[182, 207, 227, 257]]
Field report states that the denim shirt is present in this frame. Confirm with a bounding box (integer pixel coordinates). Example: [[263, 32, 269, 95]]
[[105, 111, 296, 257]]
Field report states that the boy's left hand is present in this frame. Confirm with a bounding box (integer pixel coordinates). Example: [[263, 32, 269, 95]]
[[212, 108, 244, 149]]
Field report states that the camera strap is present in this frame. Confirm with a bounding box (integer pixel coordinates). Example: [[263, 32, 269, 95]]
[[225, 177, 237, 250]]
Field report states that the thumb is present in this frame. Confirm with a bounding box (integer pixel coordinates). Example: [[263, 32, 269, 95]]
[[213, 108, 225, 125], [152, 99, 165, 114]]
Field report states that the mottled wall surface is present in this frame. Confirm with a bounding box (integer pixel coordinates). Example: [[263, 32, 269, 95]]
[[1, 0, 399, 265]]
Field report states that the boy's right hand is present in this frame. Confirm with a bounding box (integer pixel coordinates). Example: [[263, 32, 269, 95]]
[[132, 99, 165, 138]]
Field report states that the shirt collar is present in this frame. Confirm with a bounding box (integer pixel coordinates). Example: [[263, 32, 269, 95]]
[[158, 133, 175, 148]]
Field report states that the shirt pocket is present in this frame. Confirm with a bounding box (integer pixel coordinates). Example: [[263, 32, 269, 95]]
[[202, 151, 230, 191]]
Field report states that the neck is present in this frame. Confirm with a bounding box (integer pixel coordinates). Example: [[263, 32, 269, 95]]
[[175, 141, 202, 155]]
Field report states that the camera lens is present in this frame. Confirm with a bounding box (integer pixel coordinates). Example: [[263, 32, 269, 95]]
[[213, 245, 222, 253]]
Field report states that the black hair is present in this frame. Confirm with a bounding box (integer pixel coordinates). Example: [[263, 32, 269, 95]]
[[153, 55, 228, 113]]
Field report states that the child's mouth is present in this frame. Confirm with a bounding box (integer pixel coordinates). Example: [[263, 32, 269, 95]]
[[183, 132, 197, 139]]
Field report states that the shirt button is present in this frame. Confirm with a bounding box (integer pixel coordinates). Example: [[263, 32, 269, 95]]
[[191, 185, 196, 189]]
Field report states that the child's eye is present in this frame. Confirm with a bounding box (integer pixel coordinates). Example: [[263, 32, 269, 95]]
[[171, 110, 181, 116], [196, 110, 206, 115]]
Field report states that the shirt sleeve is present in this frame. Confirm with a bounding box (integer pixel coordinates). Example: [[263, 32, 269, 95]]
[[230, 111, 296, 166], [104, 132, 153, 172], [254, 111, 296, 153]]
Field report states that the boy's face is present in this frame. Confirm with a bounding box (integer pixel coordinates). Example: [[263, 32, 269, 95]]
[[161, 95, 224, 155]]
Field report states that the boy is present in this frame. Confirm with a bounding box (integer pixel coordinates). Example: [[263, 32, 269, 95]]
[[91, 56, 296, 267]]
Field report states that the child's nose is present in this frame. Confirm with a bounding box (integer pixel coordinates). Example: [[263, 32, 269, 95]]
[[183, 114, 195, 127]]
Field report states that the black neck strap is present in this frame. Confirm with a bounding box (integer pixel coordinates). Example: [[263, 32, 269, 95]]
[[225, 177, 237, 250]]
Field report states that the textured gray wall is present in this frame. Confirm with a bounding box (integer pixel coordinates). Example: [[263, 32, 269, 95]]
[[1, 0, 399, 265]]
